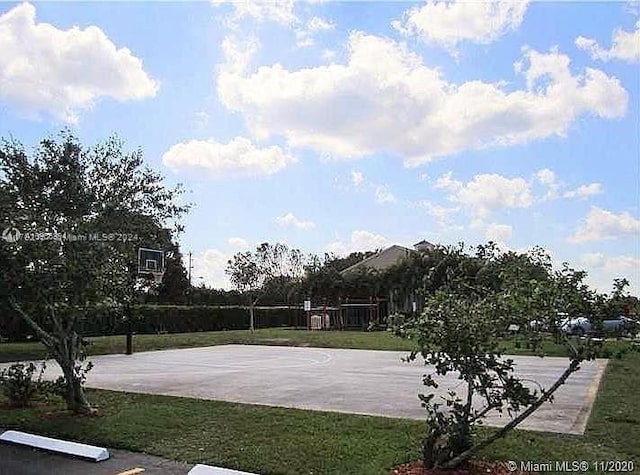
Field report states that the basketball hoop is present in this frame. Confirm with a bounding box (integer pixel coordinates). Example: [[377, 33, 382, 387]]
[[151, 272, 164, 285]]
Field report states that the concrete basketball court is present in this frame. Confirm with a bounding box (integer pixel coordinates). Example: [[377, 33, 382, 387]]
[[27, 345, 607, 435]]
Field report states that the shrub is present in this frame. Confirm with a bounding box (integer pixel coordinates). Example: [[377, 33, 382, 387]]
[[2, 305, 299, 340], [0, 362, 43, 407]]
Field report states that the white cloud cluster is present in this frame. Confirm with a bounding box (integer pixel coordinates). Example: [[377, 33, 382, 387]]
[[535, 168, 602, 201], [296, 16, 335, 48], [570, 207, 640, 242], [563, 183, 603, 199], [0, 3, 158, 123], [580, 252, 640, 295], [351, 170, 364, 187], [228, 237, 249, 249], [535, 168, 562, 200], [162, 137, 296, 177], [191, 248, 233, 290], [394, 0, 529, 49], [374, 185, 396, 203], [417, 201, 461, 229], [325, 230, 390, 256], [220, 35, 261, 74], [581, 252, 640, 274], [435, 172, 533, 218], [218, 33, 628, 166], [576, 20, 640, 63], [213, 0, 297, 26], [485, 223, 513, 243], [536, 168, 556, 186], [276, 212, 315, 229]]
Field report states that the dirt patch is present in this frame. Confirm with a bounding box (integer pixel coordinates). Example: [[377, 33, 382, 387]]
[[391, 460, 534, 475]]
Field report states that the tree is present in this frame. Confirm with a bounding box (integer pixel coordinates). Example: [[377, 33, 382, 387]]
[[0, 131, 188, 413], [302, 253, 345, 303], [226, 242, 305, 331], [156, 242, 190, 304], [390, 243, 625, 469]]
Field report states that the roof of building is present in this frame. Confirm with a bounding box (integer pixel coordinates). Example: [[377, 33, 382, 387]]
[[413, 240, 436, 250], [340, 244, 414, 275]]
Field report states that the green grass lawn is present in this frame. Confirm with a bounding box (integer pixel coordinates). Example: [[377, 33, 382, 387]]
[[1, 328, 621, 362], [0, 333, 638, 473], [0, 328, 417, 362]]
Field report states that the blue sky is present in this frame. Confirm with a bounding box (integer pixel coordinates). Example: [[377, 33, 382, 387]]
[[1, 0, 639, 293]]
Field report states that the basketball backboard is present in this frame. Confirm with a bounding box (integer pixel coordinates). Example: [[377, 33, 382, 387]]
[[138, 248, 165, 275]]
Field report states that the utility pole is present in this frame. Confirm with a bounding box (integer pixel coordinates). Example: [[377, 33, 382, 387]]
[[188, 251, 193, 305]]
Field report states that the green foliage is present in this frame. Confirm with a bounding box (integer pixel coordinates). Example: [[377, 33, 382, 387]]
[[0, 306, 300, 340], [226, 243, 306, 330], [155, 243, 190, 304], [391, 242, 637, 469], [0, 362, 43, 407], [0, 131, 188, 412]]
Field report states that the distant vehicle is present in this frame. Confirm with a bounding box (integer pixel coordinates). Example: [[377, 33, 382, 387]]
[[560, 315, 638, 336], [529, 313, 570, 332]]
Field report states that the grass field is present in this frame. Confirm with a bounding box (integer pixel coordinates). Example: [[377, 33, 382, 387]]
[[0, 330, 638, 473], [0, 351, 637, 474], [0, 328, 614, 362], [0, 328, 413, 362]]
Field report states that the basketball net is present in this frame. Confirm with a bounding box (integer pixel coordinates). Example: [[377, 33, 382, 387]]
[[151, 272, 165, 285]]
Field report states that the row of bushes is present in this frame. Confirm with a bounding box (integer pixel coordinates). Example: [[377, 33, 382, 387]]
[[0, 305, 303, 341]]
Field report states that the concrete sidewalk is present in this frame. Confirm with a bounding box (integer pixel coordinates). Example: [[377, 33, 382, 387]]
[[13, 345, 608, 435]]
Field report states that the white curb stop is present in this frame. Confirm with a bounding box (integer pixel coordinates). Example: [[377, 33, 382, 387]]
[[0, 430, 110, 462], [188, 464, 258, 475]]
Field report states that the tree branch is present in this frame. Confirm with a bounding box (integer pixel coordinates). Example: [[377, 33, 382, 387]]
[[442, 359, 581, 468], [8, 297, 54, 347]]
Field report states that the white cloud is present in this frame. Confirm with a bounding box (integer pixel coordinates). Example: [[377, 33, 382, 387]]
[[434, 171, 463, 192], [325, 230, 390, 255], [485, 223, 513, 243], [276, 212, 315, 229], [570, 207, 640, 242], [322, 49, 336, 61], [192, 248, 233, 290], [576, 20, 640, 63], [193, 111, 210, 130], [563, 183, 603, 199], [535, 169, 602, 202], [351, 170, 364, 187], [214, 0, 297, 27], [218, 33, 628, 166], [536, 168, 556, 185], [580, 252, 640, 295], [162, 137, 296, 177], [394, 0, 529, 49], [220, 35, 261, 74], [307, 16, 334, 32], [581, 253, 640, 274], [375, 185, 396, 203], [417, 201, 462, 229], [535, 168, 562, 200], [435, 172, 533, 218], [228, 237, 249, 249], [296, 16, 335, 47], [0, 2, 158, 123]]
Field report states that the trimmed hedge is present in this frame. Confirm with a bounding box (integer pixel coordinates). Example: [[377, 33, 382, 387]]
[[1, 305, 301, 341]]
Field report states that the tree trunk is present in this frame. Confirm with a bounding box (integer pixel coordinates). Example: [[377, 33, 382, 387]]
[[59, 357, 93, 414], [8, 300, 94, 414], [442, 359, 581, 468], [249, 305, 255, 332]]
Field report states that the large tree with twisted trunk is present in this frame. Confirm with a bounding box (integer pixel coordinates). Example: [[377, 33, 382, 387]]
[[0, 131, 188, 413]]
